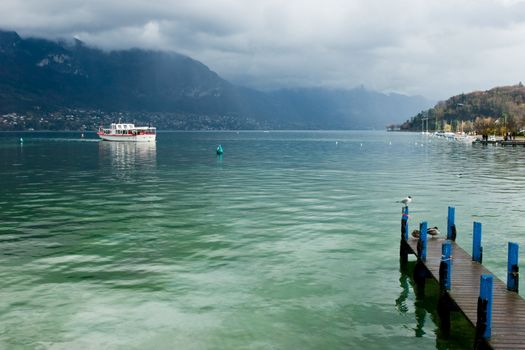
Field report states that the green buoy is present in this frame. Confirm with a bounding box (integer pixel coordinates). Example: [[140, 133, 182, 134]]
[[216, 144, 224, 155]]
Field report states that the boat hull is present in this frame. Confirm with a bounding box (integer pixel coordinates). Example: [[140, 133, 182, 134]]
[[97, 133, 156, 142]]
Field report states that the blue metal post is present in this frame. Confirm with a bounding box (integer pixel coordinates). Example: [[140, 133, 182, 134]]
[[400, 207, 410, 264], [507, 242, 519, 292], [477, 274, 493, 340], [447, 206, 455, 240], [401, 207, 409, 241], [440, 240, 452, 291], [472, 222, 483, 263], [419, 221, 428, 261]]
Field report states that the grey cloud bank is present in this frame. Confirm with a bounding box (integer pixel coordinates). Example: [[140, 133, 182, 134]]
[[1, 0, 525, 99]]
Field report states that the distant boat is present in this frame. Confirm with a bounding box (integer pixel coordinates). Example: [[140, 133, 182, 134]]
[[454, 133, 477, 144], [97, 123, 156, 142], [432, 131, 456, 140], [433, 131, 477, 143]]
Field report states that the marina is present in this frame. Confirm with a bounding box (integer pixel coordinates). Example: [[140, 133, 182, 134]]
[[431, 131, 477, 144]]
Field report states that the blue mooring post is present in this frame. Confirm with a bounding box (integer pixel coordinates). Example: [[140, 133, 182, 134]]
[[439, 240, 452, 291], [507, 242, 519, 292], [447, 206, 456, 241], [418, 221, 428, 261], [477, 274, 493, 340], [472, 222, 483, 263], [414, 221, 429, 294], [401, 207, 409, 241], [400, 207, 409, 264]]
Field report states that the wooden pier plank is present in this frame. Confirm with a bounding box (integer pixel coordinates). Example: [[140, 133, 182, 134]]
[[405, 236, 525, 349]]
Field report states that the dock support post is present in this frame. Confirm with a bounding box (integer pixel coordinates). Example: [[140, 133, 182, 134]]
[[438, 240, 453, 334], [472, 222, 483, 263], [476, 274, 493, 343], [438, 293, 452, 334], [413, 260, 428, 297], [401, 207, 409, 241], [447, 206, 456, 241], [400, 207, 409, 264], [417, 222, 428, 261], [439, 240, 452, 291], [507, 242, 519, 293], [414, 222, 428, 296]]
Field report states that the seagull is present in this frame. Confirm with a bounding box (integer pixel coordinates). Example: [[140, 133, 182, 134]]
[[398, 196, 412, 207]]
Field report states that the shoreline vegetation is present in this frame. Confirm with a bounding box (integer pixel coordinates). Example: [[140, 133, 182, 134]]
[[0, 110, 277, 131], [391, 84, 525, 137]]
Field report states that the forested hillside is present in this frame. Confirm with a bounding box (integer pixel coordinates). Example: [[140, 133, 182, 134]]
[[401, 85, 525, 134]]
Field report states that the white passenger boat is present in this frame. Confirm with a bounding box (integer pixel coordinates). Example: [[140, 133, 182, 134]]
[[97, 123, 156, 142]]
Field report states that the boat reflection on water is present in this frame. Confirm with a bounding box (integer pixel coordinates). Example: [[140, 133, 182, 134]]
[[98, 140, 157, 171]]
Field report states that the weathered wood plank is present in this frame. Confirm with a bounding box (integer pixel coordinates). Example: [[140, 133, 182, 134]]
[[404, 236, 525, 349]]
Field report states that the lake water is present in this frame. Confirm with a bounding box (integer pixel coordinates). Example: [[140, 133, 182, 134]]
[[1, 131, 524, 349]]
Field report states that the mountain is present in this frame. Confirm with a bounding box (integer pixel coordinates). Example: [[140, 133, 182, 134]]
[[0, 30, 432, 130], [401, 85, 525, 133], [270, 87, 431, 129]]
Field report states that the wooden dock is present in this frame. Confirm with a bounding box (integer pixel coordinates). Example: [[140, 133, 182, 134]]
[[400, 207, 524, 349], [475, 139, 525, 146]]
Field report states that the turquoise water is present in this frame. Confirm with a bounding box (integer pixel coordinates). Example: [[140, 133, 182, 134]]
[[0, 131, 524, 349]]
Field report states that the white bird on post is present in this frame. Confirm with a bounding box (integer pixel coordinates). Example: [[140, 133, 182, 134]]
[[399, 196, 412, 208]]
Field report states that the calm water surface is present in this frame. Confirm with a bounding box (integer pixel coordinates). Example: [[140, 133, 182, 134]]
[[0, 131, 524, 349]]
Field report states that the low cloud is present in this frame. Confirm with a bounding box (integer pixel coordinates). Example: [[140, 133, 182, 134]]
[[1, 0, 525, 99]]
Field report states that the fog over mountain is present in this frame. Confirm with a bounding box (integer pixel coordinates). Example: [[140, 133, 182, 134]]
[[1, 0, 524, 99], [0, 30, 431, 130]]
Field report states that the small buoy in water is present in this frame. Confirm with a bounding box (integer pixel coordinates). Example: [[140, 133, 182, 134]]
[[335, 141, 338, 145], [216, 144, 224, 155], [81, 133, 84, 138], [389, 141, 392, 145], [360, 143, 363, 147], [19, 137, 23, 143]]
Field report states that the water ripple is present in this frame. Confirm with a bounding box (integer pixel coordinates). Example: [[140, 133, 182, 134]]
[[0, 131, 523, 349]]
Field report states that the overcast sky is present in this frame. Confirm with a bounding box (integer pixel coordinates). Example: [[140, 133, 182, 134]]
[[1, 0, 525, 99]]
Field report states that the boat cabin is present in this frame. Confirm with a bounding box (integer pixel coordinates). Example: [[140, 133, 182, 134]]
[[100, 123, 156, 135]]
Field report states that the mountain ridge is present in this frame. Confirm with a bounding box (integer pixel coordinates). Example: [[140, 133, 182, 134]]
[[0, 29, 432, 130]]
